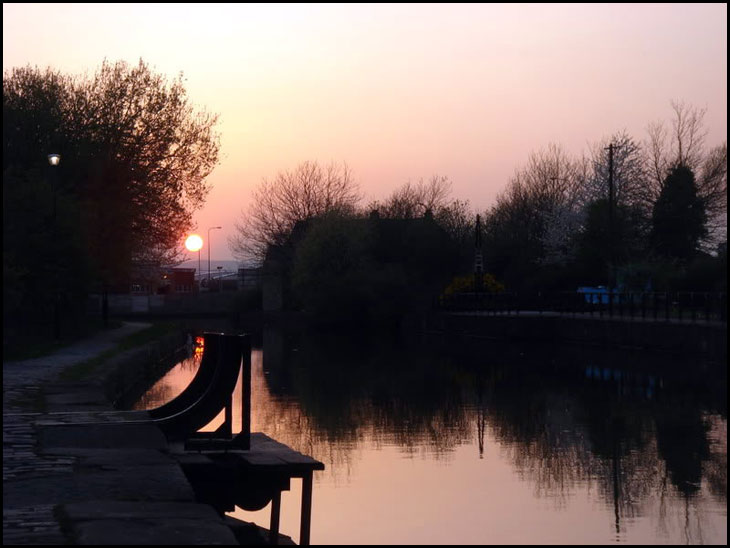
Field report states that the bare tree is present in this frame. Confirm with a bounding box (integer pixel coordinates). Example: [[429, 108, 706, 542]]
[[487, 144, 588, 266], [646, 119, 669, 195], [371, 175, 453, 218], [434, 198, 474, 247], [646, 100, 707, 187], [368, 175, 475, 249], [645, 101, 726, 249], [671, 99, 708, 171], [698, 142, 728, 247], [229, 161, 361, 263], [584, 132, 648, 211]]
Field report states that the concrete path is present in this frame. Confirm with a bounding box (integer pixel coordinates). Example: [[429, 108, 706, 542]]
[[2, 322, 240, 545], [3, 321, 152, 392]]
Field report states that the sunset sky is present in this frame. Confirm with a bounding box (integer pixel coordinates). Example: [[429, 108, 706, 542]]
[[3, 3, 727, 262]]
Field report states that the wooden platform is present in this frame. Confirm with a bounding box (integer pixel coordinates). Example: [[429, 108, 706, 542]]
[[235, 433, 325, 472], [175, 432, 324, 545]]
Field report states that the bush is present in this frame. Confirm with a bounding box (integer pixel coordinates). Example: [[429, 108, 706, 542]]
[[442, 273, 505, 296], [290, 212, 460, 319]]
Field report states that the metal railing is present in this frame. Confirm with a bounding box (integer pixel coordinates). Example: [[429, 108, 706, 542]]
[[438, 291, 727, 324]]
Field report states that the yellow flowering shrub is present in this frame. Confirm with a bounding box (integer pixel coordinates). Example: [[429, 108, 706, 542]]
[[442, 273, 505, 296]]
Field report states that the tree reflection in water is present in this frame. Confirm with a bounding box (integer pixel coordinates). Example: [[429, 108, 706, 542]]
[[132, 342, 203, 411], [253, 327, 726, 541], [133, 326, 726, 543]]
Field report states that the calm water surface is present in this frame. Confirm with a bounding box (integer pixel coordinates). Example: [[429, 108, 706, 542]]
[[133, 329, 727, 545]]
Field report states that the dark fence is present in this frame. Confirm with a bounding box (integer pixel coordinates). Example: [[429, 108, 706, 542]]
[[439, 291, 727, 324]]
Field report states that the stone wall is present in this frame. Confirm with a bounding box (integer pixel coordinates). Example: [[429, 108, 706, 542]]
[[424, 313, 727, 360], [89, 330, 187, 408]]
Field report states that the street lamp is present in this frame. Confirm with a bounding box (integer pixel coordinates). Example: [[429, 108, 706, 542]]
[[208, 226, 222, 288], [185, 234, 204, 290], [48, 153, 61, 339]]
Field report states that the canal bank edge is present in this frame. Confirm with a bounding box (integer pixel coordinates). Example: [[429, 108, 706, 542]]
[[424, 312, 727, 360], [3, 322, 250, 545]]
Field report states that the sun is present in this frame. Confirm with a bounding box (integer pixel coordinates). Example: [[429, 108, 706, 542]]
[[185, 234, 203, 252]]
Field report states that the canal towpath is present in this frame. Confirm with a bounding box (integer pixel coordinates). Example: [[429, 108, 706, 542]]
[[2, 321, 254, 545]]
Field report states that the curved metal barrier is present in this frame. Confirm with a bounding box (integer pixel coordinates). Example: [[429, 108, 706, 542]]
[[153, 333, 249, 446], [45, 332, 251, 449], [147, 332, 222, 420]]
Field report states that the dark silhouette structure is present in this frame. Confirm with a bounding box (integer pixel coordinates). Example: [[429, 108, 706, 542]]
[[150, 332, 251, 448]]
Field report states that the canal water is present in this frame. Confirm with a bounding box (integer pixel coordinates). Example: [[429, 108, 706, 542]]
[[133, 328, 727, 545]]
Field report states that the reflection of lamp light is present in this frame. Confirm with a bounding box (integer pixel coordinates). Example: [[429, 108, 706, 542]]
[[48, 153, 61, 339], [185, 234, 203, 289]]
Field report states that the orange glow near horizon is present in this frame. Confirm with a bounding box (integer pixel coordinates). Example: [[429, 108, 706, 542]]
[[3, 4, 726, 261]]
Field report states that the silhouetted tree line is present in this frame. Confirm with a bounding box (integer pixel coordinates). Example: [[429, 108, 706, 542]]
[[3, 60, 219, 350], [231, 101, 725, 312], [482, 102, 726, 292], [230, 164, 470, 319]]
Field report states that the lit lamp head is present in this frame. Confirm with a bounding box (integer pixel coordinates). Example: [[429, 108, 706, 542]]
[[185, 234, 203, 252], [48, 153, 61, 166]]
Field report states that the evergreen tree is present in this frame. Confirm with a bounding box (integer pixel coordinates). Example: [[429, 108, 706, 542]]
[[650, 165, 707, 263]]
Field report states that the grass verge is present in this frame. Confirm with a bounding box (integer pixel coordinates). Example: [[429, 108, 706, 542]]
[[3, 319, 124, 362], [59, 321, 181, 382]]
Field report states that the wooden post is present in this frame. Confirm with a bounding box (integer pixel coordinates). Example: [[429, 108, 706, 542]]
[[223, 395, 232, 437], [269, 491, 281, 545], [242, 346, 251, 449], [678, 293, 683, 322], [300, 472, 313, 546]]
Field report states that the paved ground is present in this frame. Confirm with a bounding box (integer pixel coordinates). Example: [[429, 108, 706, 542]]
[[2, 322, 242, 545], [3, 322, 152, 395]]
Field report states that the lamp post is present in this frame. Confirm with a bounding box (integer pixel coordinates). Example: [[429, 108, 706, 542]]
[[48, 153, 61, 339], [208, 226, 222, 289]]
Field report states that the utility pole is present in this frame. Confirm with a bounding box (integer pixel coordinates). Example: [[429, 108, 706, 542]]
[[608, 143, 614, 289], [605, 142, 624, 306], [48, 153, 62, 339], [605, 143, 620, 291], [474, 214, 483, 295]]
